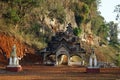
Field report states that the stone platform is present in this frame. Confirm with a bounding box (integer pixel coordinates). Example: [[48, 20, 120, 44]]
[[6, 65, 22, 72]]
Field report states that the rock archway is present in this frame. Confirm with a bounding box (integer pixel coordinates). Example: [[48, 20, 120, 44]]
[[69, 55, 85, 66], [57, 54, 68, 65], [70, 55, 82, 62], [56, 47, 70, 66], [45, 54, 56, 64]]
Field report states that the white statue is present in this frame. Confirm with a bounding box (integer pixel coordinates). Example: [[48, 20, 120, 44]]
[[6, 44, 22, 72], [89, 48, 97, 68], [8, 45, 20, 66]]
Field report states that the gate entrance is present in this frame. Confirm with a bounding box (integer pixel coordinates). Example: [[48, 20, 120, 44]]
[[57, 54, 68, 65]]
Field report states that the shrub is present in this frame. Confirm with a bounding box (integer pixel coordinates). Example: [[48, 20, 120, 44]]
[[48, 4, 66, 24], [3, 8, 20, 24], [2, 0, 40, 24], [73, 27, 82, 36], [75, 15, 84, 26], [81, 3, 89, 15], [71, 2, 89, 26]]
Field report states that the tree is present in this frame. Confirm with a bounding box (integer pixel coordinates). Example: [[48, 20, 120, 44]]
[[114, 4, 120, 21], [71, 2, 90, 26], [2, 0, 40, 24], [108, 21, 119, 45], [73, 27, 82, 36], [91, 15, 104, 35], [97, 24, 109, 43]]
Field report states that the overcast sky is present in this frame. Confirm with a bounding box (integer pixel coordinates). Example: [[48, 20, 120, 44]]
[[98, 0, 120, 22], [98, 0, 120, 39]]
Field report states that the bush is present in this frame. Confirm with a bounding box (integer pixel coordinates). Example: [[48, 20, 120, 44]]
[[71, 2, 81, 15], [75, 15, 84, 26], [81, 3, 89, 14], [73, 27, 82, 36], [71, 2, 89, 26], [3, 8, 20, 24], [48, 4, 66, 24], [23, 23, 42, 37], [2, 0, 40, 24]]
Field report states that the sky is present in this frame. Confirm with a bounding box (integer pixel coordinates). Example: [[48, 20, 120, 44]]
[[98, 0, 120, 22], [98, 0, 120, 39]]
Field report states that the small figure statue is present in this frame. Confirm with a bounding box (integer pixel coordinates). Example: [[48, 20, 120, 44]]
[[6, 44, 22, 72], [89, 48, 97, 68], [9, 44, 19, 65]]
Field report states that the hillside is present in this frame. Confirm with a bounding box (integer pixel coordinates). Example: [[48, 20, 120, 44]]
[[0, 0, 119, 65]]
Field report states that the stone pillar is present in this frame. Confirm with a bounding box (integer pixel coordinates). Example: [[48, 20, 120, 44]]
[[55, 55, 58, 66], [68, 55, 70, 65], [60, 55, 64, 64], [68, 57, 69, 65]]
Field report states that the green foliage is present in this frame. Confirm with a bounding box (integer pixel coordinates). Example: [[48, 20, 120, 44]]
[[91, 13, 110, 44], [81, 3, 90, 14], [80, 0, 96, 5], [23, 23, 42, 37], [71, 2, 81, 15], [71, 2, 90, 26], [0, 0, 107, 50], [2, 0, 40, 24], [3, 0, 40, 6], [3, 8, 20, 24], [73, 27, 82, 36], [19, 22, 47, 48], [114, 4, 120, 21], [91, 15, 104, 35], [48, 3, 66, 24], [30, 23, 41, 36], [71, 2, 83, 26], [97, 24, 109, 42], [108, 21, 119, 45], [74, 15, 84, 26]]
